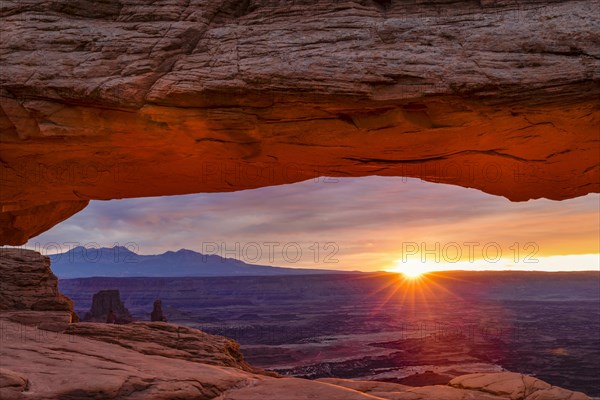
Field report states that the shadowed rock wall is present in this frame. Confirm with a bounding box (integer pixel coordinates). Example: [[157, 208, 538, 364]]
[[0, 248, 77, 322]]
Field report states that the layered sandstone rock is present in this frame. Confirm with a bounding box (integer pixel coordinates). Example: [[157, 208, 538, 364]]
[[65, 320, 268, 374], [0, 317, 592, 399], [0, 368, 29, 400], [448, 372, 592, 400], [0, 248, 77, 322], [1, 0, 598, 245]]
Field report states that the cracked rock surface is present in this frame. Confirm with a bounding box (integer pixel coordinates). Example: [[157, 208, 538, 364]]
[[1, 0, 599, 244]]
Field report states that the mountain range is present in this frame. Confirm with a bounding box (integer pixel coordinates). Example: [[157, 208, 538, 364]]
[[50, 246, 353, 278]]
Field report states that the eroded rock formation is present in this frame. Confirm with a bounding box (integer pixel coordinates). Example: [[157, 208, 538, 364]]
[[150, 299, 167, 322], [0, 248, 77, 323], [1, 0, 599, 245], [83, 289, 133, 323]]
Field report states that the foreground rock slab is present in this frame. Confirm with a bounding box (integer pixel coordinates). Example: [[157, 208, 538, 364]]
[[0, 317, 592, 400], [65, 320, 267, 375]]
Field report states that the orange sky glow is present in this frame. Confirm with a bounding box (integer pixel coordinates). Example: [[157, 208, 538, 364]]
[[24, 177, 600, 273]]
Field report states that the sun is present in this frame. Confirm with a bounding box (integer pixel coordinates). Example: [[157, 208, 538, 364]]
[[393, 259, 433, 279], [403, 268, 425, 279]]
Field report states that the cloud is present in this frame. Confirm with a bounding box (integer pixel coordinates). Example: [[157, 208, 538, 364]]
[[27, 177, 600, 272]]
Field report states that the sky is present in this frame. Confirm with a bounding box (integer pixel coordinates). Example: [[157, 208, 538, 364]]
[[24, 176, 600, 274]]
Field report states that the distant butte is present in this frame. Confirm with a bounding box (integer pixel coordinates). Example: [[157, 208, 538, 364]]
[[1, 0, 599, 244]]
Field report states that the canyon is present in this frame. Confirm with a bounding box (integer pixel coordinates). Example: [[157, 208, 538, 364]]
[[59, 270, 600, 397], [1, 248, 596, 399], [1, 0, 599, 398]]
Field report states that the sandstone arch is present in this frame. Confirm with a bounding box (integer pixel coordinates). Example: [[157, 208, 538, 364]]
[[1, 0, 598, 245]]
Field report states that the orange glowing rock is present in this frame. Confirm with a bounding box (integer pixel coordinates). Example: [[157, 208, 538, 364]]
[[1, 0, 598, 244]]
